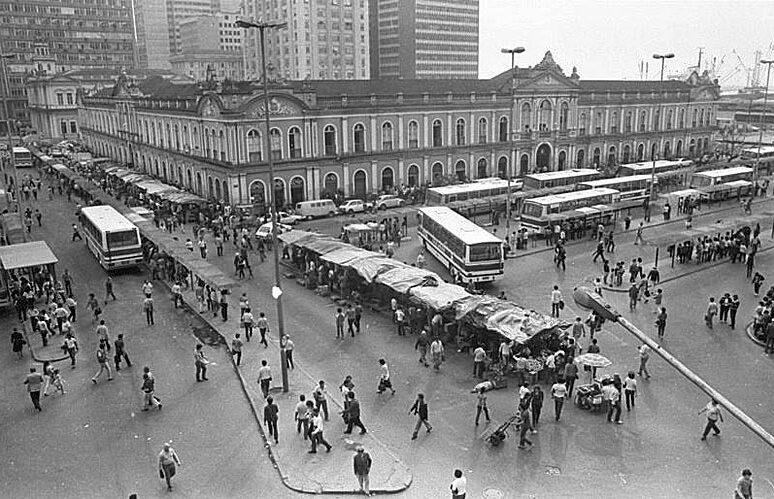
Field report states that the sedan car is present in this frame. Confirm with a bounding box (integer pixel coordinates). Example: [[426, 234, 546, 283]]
[[374, 194, 405, 210], [277, 211, 304, 225], [255, 222, 293, 240], [338, 199, 372, 214]]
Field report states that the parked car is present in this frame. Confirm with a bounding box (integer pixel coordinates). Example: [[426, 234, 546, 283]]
[[338, 199, 372, 214], [374, 194, 405, 210], [255, 222, 292, 240], [294, 199, 338, 219], [277, 211, 304, 225]]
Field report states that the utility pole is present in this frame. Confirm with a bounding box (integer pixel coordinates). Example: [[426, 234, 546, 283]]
[[753, 59, 774, 184], [500, 46, 525, 249], [0, 48, 25, 242], [649, 53, 674, 202]]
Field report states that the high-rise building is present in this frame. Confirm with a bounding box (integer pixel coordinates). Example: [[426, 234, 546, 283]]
[[242, 0, 369, 81], [0, 0, 135, 127], [170, 12, 244, 81], [166, 0, 221, 55], [369, 0, 479, 80], [133, 0, 172, 69]]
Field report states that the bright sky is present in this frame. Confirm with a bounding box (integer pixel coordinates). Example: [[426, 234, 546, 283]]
[[479, 0, 774, 89]]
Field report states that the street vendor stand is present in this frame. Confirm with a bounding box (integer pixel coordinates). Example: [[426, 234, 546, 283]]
[[0, 241, 58, 307]]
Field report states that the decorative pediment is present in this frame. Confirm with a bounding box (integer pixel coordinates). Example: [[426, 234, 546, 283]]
[[517, 69, 579, 92], [197, 94, 223, 118], [242, 94, 307, 118]]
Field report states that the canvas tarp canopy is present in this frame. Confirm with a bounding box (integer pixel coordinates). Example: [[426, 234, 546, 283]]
[[409, 282, 470, 311], [320, 247, 370, 266], [156, 191, 207, 205], [374, 267, 441, 294], [279, 229, 323, 246], [135, 180, 177, 195], [0, 241, 58, 270], [345, 255, 403, 283]]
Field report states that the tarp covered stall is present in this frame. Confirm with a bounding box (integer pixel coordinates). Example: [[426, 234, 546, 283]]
[[320, 247, 370, 267], [0, 241, 58, 269], [346, 255, 403, 283], [375, 267, 441, 294]]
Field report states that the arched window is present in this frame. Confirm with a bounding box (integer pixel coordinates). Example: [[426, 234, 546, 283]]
[[288, 127, 302, 158], [174, 124, 180, 150], [381, 122, 393, 151], [353, 170, 367, 199], [270, 128, 282, 160], [651, 143, 658, 160], [664, 141, 671, 158], [625, 111, 633, 132], [273, 178, 286, 208], [640, 111, 647, 132], [579, 113, 587, 135], [196, 172, 202, 194], [455, 118, 466, 146], [703, 137, 709, 153], [323, 125, 337, 156], [699, 108, 705, 127], [499, 117, 508, 142], [538, 100, 552, 131], [576, 149, 585, 168], [431, 162, 444, 183], [676, 140, 683, 157], [666, 109, 673, 130], [478, 117, 487, 144], [477, 158, 487, 178], [558, 151, 567, 170], [207, 176, 214, 198], [678, 109, 685, 128], [519, 154, 529, 175], [290, 176, 305, 205], [593, 147, 601, 167], [215, 179, 221, 200], [408, 121, 419, 148], [219, 130, 225, 160], [623, 144, 631, 163], [353, 123, 365, 152], [595, 111, 603, 134], [432, 119, 443, 147], [407, 164, 419, 186], [607, 146, 616, 166], [454, 160, 466, 181], [381, 167, 394, 190], [323, 173, 338, 195], [637, 143, 645, 161], [653, 109, 660, 131], [187, 169, 193, 188], [247, 129, 261, 162], [692, 109, 698, 127], [497, 156, 508, 178], [610, 111, 618, 133], [559, 102, 569, 131], [521, 103, 532, 131]]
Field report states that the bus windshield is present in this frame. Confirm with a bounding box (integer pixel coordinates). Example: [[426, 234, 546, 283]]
[[106, 230, 139, 249], [469, 243, 502, 262], [522, 203, 544, 218]]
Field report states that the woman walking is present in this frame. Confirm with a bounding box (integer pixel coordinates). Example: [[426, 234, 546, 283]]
[[158, 442, 182, 491]]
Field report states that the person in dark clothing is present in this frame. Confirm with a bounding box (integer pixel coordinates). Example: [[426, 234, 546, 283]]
[[530, 385, 544, 428], [264, 397, 279, 444], [343, 392, 367, 434], [729, 295, 740, 329], [114, 334, 132, 370], [409, 393, 432, 439]]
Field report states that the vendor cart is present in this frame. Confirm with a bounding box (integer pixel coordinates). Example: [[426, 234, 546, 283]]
[[480, 414, 520, 447]]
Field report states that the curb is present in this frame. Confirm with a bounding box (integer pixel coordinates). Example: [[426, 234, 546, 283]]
[[746, 321, 766, 348], [21, 322, 71, 364]]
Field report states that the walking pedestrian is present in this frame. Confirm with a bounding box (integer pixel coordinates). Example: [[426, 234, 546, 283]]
[[62, 269, 74, 296], [24, 367, 44, 411], [258, 359, 272, 398], [219, 291, 228, 321], [634, 222, 644, 245], [705, 297, 718, 329], [637, 344, 651, 378], [65, 295, 77, 322], [551, 285, 563, 318], [346, 304, 356, 336], [450, 469, 467, 499], [730, 295, 740, 329], [517, 401, 533, 449], [474, 386, 491, 426], [114, 334, 132, 370], [282, 334, 295, 369], [91, 344, 113, 383], [344, 391, 368, 434], [335, 307, 345, 339], [563, 357, 579, 397], [295, 395, 310, 438], [309, 409, 333, 453], [606, 380, 623, 424], [256, 311, 269, 347], [158, 443, 181, 491], [171, 282, 183, 308], [353, 446, 372, 497], [699, 398, 724, 440], [71, 224, 82, 241], [430, 337, 445, 370], [656, 307, 667, 339], [354, 302, 363, 333], [63, 332, 78, 367], [377, 358, 396, 395], [415, 330, 430, 367], [194, 344, 209, 382], [143, 296, 155, 325], [264, 396, 279, 444], [472, 344, 487, 379], [87, 293, 102, 322], [142, 280, 153, 297], [752, 272, 765, 295], [241, 307, 254, 342], [410, 393, 433, 439], [104, 276, 116, 304], [551, 377, 567, 421], [141, 367, 162, 411], [313, 380, 330, 420], [531, 385, 544, 428], [11, 327, 25, 359], [231, 333, 243, 366], [624, 371, 637, 411], [736, 469, 753, 499]]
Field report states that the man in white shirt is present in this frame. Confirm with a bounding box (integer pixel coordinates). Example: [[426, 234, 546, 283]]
[[171, 282, 182, 309], [472, 345, 487, 379], [550, 379, 568, 422], [257, 360, 272, 398], [450, 469, 467, 499], [309, 410, 332, 453], [498, 341, 512, 367], [377, 359, 395, 395], [550, 285, 563, 318]]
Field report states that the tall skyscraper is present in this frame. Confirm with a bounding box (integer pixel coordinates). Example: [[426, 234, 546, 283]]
[[0, 0, 135, 126], [133, 0, 172, 69], [242, 0, 369, 81], [369, 0, 479, 80], [166, 0, 221, 55]]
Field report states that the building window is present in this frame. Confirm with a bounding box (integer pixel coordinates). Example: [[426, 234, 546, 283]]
[[353, 123, 365, 152], [653, 109, 660, 131], [625, 111, 633, 132], [66, 92, 74, 105], [69, 121, 77, 134], [521, 103, 531, 131], [381, 122, 393, 151], [610, 112, 618, 133], [595, 111, 603, 135], [593, 147, 601, 167], [60, 120, 67, 135], [246, 129, 261, 162], [288, 127, 302, 158], [270, 128, 282, 159], [579, 113, 587, 136], [640, 111, 647, 132], [559, 102, 569, 131], [666, 110, 673, 130], [538, 100, 552, 131], [407, 121, 418, 149], [679, 109, 685, 128], [455, 118, 466, 146], [692, 109, 697, 127], [432, 119, 442, 147], [56, 93, 63, 105], [499, 117, 508, 142], [323, 125, 337, 156], [477, 117, 487, 144]]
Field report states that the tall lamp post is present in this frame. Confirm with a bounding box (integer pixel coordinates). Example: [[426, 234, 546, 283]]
[[0, 50, 25, 242], [648, 53, 674, 202], [236, 18, 289, 392], [754, 59, 774, 184], [500, 47, 525, 244]]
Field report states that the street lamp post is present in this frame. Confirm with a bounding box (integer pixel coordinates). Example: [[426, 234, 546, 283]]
[[0, 50, 25, 242], [500, 47, 525, 246], [754, 59, 774, 184], [236, 18, 289, 392], [649, 53, 674, 203]]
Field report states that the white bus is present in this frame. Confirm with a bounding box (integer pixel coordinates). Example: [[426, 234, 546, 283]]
[[417, 206, 504, 283], [520, 188, 620, 230], [12, 147, 32, 168], [79, 205, 143, 269], [523, 169, 601, 190], [577, 175, 653, 202], [690, 166, 754, 188], [741, 146, 774, 159], [426, 177, 523, 205], [619, 159, 693, 176]]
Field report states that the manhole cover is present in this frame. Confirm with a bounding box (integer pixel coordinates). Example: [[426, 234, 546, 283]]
[[545, 465, 561, 476], [483, 488, 504, 499]]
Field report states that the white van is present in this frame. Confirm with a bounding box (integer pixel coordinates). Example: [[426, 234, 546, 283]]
[[294, 199, 338, 219]]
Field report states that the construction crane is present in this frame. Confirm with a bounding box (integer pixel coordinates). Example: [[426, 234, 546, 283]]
[[732, 49, 752, 87]]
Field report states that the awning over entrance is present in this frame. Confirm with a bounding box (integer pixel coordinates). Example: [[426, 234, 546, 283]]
[[0, 241, 58, 270]]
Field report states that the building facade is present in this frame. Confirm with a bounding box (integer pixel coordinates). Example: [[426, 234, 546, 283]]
[[170, 51, 244, 81], [0, 0, 135, 126], [241, 0, 369, 81], [165, 0, 221, 55], [170, 12, 244, 81], [133, 0, 172, 69], [369, 0, 479, 80], [79, 52, 720, 209]]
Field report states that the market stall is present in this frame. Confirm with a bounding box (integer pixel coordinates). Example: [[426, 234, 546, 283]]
[[0, 241, 58, 307]]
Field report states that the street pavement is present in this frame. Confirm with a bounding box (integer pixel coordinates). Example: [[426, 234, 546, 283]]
[[7, 172, 774, 498]]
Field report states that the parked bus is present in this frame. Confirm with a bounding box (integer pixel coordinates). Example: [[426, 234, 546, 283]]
[[690, 166, 754, 188], [741, 146, 774, 159], [576, 174, 653, 202], [79, 205, 143, 269], [426, 177, 523, 205], [523, 169, 601, 190], [11, 147, 32, 168], [520, 188, 620, 230], [417, 206, 504, 284], [618, 159, 693, 177]]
